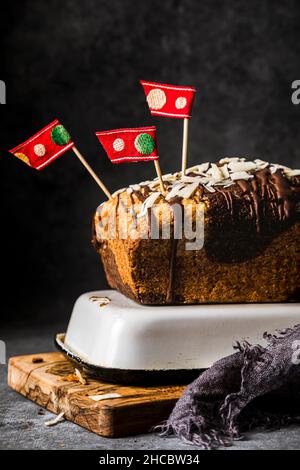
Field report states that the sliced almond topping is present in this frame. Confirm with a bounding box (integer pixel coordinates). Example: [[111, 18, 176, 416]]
[[122, 158, 297, 201], [45, 412, 65, 427], [210, 163, 225, 182], [218, 157, 240, 164], [206, 178, 222, 187], [148, 181, 160, 189], [111, 188, 126, 197], [228, 161, 257, 172], [89, 296, 110, 307], [198, 176, 211, 184], [186, 162, 210, 174], [181, 175, 201, 183], [165, 183, 186, 200], [221, 163, 230, 179], [285, 169, 300, 177], [270, 164, 291, 173], [129, 184, 141, 191], [197, 162, 210, 173], [254, 159, 269, 169], [155, 173, 179, 182], [269, 166, 277, 174], [230, 171, 254, 181], [138, 192, 161, 217], [89, 393, 122, 401], [214, 179, 234, 186], [204, 184, 216, 193], [177, 181, 200, 199], [75, 368, 86, 385]]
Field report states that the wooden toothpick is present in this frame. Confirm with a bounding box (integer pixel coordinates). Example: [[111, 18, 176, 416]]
[[154, 159, 165, 193], [72, 146, 112, 199], [181, 118, 189, 176]]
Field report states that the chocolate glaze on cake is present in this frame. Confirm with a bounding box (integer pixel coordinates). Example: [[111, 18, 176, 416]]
[[92, 158, 300, 305]]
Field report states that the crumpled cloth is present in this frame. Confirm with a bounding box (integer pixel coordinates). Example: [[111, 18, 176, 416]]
[[156, 324, 300, 449]]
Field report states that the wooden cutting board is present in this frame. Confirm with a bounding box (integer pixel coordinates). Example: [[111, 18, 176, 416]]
[[8, 352, 185, 438]]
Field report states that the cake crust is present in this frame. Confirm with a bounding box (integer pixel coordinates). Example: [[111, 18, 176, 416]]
[[93, 158, 300, 304]]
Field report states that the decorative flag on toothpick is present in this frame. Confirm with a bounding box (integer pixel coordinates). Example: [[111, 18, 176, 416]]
[[96, 126, 165, 192], [96, 126, 158, 163], [140, 80, 196, 175], [9, 119, 112, 199], [140, 81, 196, 118], [9, 119, 73, 170]]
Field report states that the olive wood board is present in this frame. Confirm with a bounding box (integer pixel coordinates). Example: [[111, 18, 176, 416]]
[[8, 352, 186, 438]]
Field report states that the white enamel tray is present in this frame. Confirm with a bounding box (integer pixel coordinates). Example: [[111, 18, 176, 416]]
[[55, 290, 300, 384]]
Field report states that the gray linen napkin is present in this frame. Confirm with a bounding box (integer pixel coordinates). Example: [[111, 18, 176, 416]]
[[156, 324, 300, 449]]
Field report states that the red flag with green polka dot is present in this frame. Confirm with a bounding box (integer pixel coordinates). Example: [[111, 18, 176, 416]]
[[9, 119, 73, 170], [96, 126, 159, 164]]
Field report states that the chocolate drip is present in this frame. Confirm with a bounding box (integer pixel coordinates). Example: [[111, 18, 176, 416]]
[[165, 197, 183, 304], [217, 189, 234, 216], [129, 192, 138, 228], [236, 179, 261, 231], [128, 186, 151, 233], [236, 171, 270, 233], [142, 184, 150, 198], [166, 237, 178, 304], [91, 218, 101, 251], [255, 169, 270, 218], [115, 194, 120, 236], [271, 169, 294, 220], [147, 207, 152, 239], [250, 178, 261, 232], [132, 189, 146, 202], [196, 185, 204, 200], [255, 169, 269, 199], [235, 168, 299, 232]]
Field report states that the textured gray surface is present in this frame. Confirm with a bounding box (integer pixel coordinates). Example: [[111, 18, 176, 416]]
[[0, 323, 300, 450], [1, 1, 300, 450], [2, 0, 300, 326]]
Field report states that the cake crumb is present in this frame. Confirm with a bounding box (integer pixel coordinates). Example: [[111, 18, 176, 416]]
[[89, 295, 111, 307], [32, 357, 44, 364], [62, 368, 87, 385], [62, 373, 79, 383], [44, 411, 65, 427], [75, 368, 86, 385]]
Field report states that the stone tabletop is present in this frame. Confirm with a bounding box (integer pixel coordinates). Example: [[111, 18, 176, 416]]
[[0, 322, 299, 450]]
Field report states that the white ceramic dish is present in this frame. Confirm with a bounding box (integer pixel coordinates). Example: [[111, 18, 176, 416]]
[[55, 290, 300, 384]]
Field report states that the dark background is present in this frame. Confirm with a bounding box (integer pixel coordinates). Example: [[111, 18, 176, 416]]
[[1, 0, 300, 326]]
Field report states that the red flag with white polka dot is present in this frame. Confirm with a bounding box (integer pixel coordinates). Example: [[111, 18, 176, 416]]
[[140, 81, 196, 118], [96, 126, 159, 164], [9, 119, 74, 170]]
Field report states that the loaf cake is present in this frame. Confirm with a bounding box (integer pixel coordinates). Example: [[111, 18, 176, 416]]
[[92, 158, 300, 304]]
